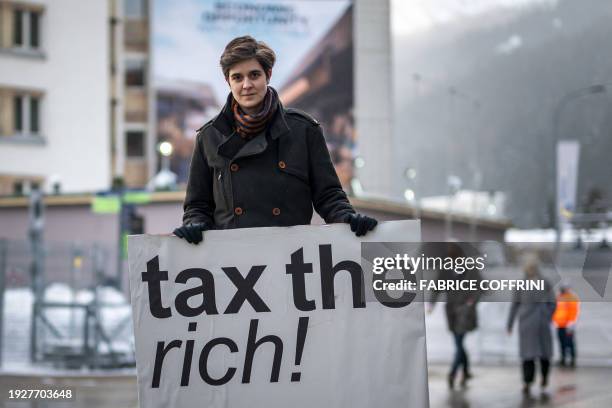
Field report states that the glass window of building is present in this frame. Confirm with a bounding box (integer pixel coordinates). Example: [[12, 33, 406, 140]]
[[30, 97, 40, 133], [11, 93, 41, 135], [13, 181, 24, 196], [125, 60, 146, 87], [125, 0, 147, 19], [126, 131, 146, 157], [13, 96, 23, 132], [13, 9, 23, 46], [11, 8, 43, 50], [30, 11, 40, 48]]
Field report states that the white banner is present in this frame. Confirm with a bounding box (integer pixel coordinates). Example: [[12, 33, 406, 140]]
[[556, 140, 580, 222], [128, 220, 427, 408]]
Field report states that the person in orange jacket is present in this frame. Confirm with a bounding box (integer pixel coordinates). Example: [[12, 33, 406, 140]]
[[552, 284, 580, 367]]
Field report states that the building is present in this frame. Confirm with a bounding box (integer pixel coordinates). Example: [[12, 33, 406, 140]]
[[112, 0, 155, 189], [0, 0, 110, 194], [0, 0, 154, 194]]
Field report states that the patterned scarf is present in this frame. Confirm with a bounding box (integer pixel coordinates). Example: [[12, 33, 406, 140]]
[[232, 87, 278, 139]]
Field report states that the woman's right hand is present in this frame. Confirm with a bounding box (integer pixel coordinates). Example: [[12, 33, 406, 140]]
[[173, 222, 210, 244]]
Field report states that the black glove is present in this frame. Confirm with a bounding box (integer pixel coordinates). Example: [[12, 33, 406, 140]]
[[173, 222, 210, 244], [344, 213, 378, 237]]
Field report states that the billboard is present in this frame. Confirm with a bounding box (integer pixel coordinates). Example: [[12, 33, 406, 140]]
[[153, 0, 355, 190]]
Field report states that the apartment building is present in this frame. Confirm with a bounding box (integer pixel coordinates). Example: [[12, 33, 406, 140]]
[[113, 0, 154, 188], [0, 0, 110, 194]]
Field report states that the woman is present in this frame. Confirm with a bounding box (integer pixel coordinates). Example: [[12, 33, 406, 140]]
[[173, 36, 377, 243], [506, 256, 556, 397]]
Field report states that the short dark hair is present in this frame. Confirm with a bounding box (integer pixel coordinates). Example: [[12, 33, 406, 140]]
[[220, 36, 276, 79]]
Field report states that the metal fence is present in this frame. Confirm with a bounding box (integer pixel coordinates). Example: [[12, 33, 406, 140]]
[[0, 239, 135, 370]]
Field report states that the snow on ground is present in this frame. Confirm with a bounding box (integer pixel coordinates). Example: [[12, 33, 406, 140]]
[[1, 284, 134, 371]]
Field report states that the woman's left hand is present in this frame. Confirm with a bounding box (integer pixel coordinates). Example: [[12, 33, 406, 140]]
[[344, 213, 378, 237]]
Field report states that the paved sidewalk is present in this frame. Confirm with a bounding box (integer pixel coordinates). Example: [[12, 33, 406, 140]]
[[1, 364, 611, 407], [428, 364, 612, 408], [0, 370, 137, 408]]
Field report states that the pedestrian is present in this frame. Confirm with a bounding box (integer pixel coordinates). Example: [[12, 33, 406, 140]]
[[428, 243, 480, 389], [553, 283, 580, 367], [506, 255, 556, 397], [172, 36, 377, 243]]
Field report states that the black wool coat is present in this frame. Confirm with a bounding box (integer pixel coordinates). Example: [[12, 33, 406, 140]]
[[182, 97, 355, 229]]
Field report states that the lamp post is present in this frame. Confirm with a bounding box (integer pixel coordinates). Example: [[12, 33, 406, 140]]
[[159, 141, 173, 170], [445, 175, 462, 241], [404, 167, 419, 221], [552, 84, 607, 257], [469, 168, 483, 241], [351, 156, 365, 196], [149, 141, 177, 191]]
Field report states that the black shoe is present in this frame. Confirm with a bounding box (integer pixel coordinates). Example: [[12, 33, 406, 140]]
[[461, 372, 473, 388], [448, 374, 455, 390], [557, 360, 566, 367], [522, 384, 532, 396]]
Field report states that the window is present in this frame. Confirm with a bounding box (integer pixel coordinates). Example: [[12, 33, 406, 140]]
[[11, 7, 42, 50], [125, 59, 146, 87], [30, 97, 39, 133], [126, 131, 145, 157], [13, 181, 24, 196], [11, 93, 41, 135], [125, 0, 147, 19], [13, 96, 23, 132], [11, 180, 40, 196], [30, 11, 40, 48], [13, 10, 23, 46]]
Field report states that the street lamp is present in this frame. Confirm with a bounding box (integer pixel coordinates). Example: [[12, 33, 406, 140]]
[[404, 167, 420, 220], [552, 84, 608, 256], [405, 167, 417, 180], [354, 156, 365, 169], [159, 140, 173, 156], [445, 175, 462, 241], [404, 189, 415, 201], [469, 167, 483, 241], [148, 141, 177, 191], [159, 141, 173, 169]]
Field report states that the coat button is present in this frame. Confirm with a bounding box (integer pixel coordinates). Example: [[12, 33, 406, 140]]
[[278, 161, 286, 169], [230, 163, 239, 172], [272, 207, 281, 216], [234, 207, 243, 216]]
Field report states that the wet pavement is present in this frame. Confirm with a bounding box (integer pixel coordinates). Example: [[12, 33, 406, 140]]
[[2, 364, 611, 407], [428, 364, 612, 408], [0, 370, 137, 408]]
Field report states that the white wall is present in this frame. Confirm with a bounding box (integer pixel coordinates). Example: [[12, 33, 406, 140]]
[[0, 0, 110, 193], [354, 0, 393, 197]]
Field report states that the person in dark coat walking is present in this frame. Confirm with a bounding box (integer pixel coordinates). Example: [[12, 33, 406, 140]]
[[428, 243, 481, 389], [507, 255, 556, 398], [173, 36, 377, 243]]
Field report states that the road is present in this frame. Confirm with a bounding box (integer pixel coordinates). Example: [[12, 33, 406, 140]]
[[428, 364, 612, 408]]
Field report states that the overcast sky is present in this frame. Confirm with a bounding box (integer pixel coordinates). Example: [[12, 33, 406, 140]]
[[391, 0, 559, 36]]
